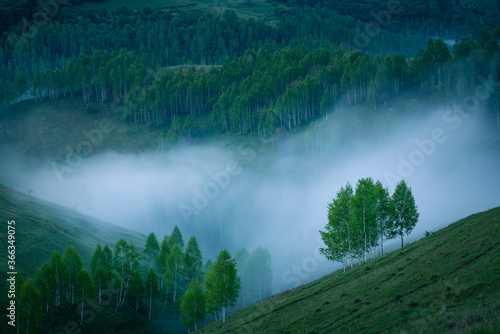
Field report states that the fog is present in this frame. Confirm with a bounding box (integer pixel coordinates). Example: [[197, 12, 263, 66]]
[[1, 102, 500, 293]]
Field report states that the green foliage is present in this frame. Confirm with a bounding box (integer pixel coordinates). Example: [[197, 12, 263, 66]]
[[63, 244, 83, 304], [205, 249, 240, 323], [180, 278, 206, 331], [245, 247, 273, 303], [200, 207, 500, 334], [34, 262, 51, 313], [374, 181, 394, 256], [75, 267, 94, 325], [234, 247, 250, 308], [144, 232, 160, 268], [320, 183, 354, 269], [113, 239, 142, 311], [49, 251, 66, 313], [350, 177, 377, 262], [145, 267, 159, 319], [18, 278, 42, 334], [169, 225, 185, 249], [321, 178, 418, 268], [184, 236, 203, 283], [391, 180, 419, 247], [166, 244, 184, 303]]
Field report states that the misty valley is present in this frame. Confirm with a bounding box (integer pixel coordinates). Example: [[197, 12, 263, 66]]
[[0, 0, 499, 333]]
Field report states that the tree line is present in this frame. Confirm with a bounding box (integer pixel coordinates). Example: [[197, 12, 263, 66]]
[[13, 225, 271, 333], [320, 178, 419, 271], [2, 30, 499, 137], [3, 1, 497, 105]]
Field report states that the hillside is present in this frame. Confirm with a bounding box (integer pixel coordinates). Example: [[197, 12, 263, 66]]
[[0, 183, 147, 286], [200, 207, 500, 333]]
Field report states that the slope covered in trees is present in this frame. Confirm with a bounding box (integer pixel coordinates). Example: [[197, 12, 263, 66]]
[[0, 183, 274, 333]]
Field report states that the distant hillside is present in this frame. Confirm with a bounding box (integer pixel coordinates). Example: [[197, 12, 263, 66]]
[[200, 207, 500, 333], [0, 183, 147, 286]]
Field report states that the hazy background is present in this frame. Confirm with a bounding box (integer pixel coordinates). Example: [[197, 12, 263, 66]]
[[1, 102, 499, 292]]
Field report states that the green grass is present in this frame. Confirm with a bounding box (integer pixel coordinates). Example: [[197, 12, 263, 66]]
[[79, 0, 278, 21], [0, 183, 147, 288], [0, 98, 164, 161], [79, 0, 197, 10], [0, 184, 187, 333], [199, 207, 500, 334]]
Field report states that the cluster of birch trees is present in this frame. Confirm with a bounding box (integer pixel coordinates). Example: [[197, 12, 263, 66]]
[[320, 178, 419, 271], [14, 224, 273, 333]]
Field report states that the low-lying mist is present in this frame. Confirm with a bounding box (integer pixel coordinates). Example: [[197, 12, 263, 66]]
[[1, 102, 499, 293]]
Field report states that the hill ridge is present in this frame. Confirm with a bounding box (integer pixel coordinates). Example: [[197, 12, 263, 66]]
[[200, 207, 500, 333]]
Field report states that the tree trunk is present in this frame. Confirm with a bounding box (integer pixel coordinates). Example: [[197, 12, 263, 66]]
[[222, 306, 226, 323], [80, 287, 84, 325], [149, 286, 152, 319], [380, 232, 384, 256], [161, 293, 168, 314]]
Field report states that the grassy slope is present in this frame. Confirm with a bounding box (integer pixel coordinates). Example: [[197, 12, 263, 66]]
[[0, 184, 187, 334], [0, 183, 147, 281], [79, 0, 278, 21], [200, 207, 500, 334]]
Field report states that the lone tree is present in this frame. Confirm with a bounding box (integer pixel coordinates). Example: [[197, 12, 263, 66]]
[[392, 180, 419, 247], [180, 278, 206, 333], [205, 249, 240, 324]]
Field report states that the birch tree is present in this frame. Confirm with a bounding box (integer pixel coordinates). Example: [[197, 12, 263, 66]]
[[391, 180, 419, 248], [180, 278, 206, 333], [351, 178, 377, 262], [320, 183, 355, 270], [205, 249, 240, 324], [75, 268, 93, 326]]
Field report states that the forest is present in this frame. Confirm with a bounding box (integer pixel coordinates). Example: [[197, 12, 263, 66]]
[[13, 224, 273, 333], [1, 0, 499, 333]]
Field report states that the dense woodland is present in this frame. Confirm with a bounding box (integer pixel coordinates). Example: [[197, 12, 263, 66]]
[[1, 1, 500, 332], [1, 2, 499, 138], [13, 225, 272, 333], [2, 34, 500, 139]]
